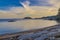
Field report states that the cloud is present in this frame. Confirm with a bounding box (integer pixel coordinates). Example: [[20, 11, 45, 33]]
[[0, 0, 59, 18], [24, 0, 60, 8], [0, 10, 20, 18], [29, 0, 51, 6], [21, 1, 30, 6], [0, 6, 58, 18], [20, 0, 52, 6], [49, 0, 60, 8], [19, 1, 58, 15]]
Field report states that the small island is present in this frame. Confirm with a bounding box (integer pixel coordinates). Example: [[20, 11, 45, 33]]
[[8, 20, 16, 22], [24, 17, 32, 19]]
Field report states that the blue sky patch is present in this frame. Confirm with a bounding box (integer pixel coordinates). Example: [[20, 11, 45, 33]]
[[0, 0, 53, 10]]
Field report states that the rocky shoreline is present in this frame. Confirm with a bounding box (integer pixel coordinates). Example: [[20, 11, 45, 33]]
[[0, 24, 60, 40]]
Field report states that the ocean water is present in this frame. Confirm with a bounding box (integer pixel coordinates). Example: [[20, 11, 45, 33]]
[[0, 19, 58, 34]]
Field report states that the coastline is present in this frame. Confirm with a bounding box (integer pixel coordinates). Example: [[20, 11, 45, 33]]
[[0, 24, 60, 40]]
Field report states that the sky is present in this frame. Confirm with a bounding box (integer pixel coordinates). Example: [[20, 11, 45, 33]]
[[0, 0, 52, 10], [0, 0, 60, 18]]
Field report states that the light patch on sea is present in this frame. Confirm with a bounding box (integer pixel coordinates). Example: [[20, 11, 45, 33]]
[[0, 19, 58, 34]]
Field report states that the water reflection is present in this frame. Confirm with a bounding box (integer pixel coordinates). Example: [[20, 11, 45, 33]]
[[0, 19, 58, 34]]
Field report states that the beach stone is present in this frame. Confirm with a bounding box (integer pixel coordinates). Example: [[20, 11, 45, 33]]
[[34, 34, 49, 40]]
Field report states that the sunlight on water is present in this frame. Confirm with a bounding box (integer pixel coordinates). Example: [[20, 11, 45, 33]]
[[0, 19, 58, 34]]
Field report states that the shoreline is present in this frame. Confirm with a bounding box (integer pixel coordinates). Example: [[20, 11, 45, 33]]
[[0, 24, 60, 39]]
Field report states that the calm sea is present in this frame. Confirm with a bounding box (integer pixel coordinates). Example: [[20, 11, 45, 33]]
[[0, 19, 58, 34]]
